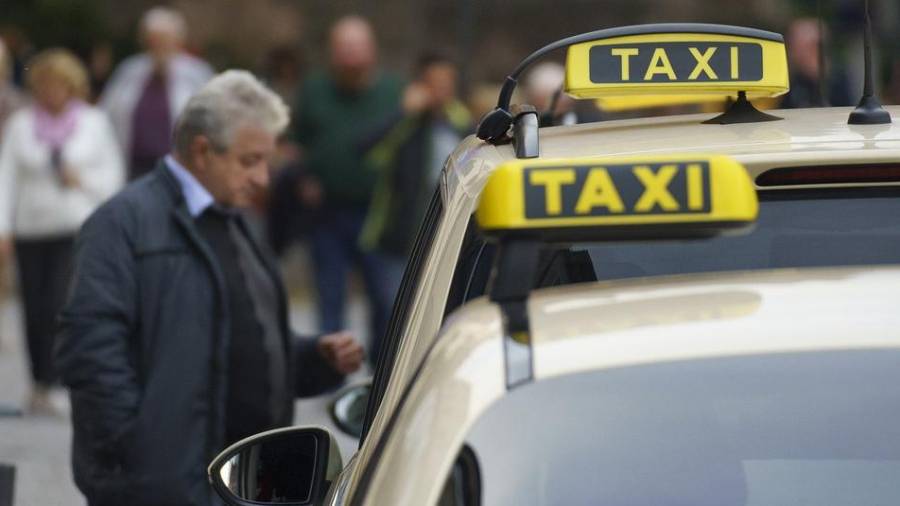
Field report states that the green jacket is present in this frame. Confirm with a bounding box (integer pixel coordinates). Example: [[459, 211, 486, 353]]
[[293, 71, 403, 208]]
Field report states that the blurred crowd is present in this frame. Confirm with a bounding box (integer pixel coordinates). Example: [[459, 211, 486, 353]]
[[1, 5, 900, 418], [0, 7, 480, 417]]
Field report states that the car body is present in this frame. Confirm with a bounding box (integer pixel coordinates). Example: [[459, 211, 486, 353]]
[[323, 106, 900, 506], [210, 23, 900, 506], [338, 266, 900, 505]]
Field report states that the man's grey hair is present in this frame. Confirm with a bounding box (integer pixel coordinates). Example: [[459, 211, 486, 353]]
[[173, 70, 290, 156]]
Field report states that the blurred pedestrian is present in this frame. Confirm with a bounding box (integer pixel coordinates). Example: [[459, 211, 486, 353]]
[[780, 18, 852, 108], [358, 52, 471, 357], [292, 16, 402, 356], [0, 49, 124, 415], [523, 61, 602, 125], [524, 61, 577, 126], [262, 44, 305, 114], [887, 58, 900, 105], [0, 37, 24, 349], [0, 26, 34, 88], [56, 70, 362, 506], [87, 41, 115, 102], [100, 6, 214, 180], [261, 44, 307, 253], [0, 38, 24, 137]]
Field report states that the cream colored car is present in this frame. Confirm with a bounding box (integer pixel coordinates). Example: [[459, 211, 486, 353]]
[[208, 24, 900, 506]]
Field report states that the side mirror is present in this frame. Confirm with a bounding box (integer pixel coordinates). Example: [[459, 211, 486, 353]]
[[208, 426, 343, 506], [330, 382, 371, 438]]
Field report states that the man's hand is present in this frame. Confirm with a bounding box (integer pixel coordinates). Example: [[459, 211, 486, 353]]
[[0, 236, 11, 286], [297, 175, 324, 210], [402, 82, 432, 115], [317, 331, 364, 375], [0, 236, 12, 265], [61, 167, 81, 189]]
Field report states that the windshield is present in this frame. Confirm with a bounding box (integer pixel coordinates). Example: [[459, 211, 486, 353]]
[[586, 187, 900, 280], [447, 187, 900, 312], [465, 349, 900, 506]]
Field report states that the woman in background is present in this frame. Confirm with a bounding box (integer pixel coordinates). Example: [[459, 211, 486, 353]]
[[0, 49, 124, 414]]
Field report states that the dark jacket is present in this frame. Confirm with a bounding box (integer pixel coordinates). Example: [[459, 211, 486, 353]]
[[359, 101, 471, 256], [55, 164, 343, 506]]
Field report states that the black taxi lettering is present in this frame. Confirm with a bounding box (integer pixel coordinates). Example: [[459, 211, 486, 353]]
[[524, 163, 710, 219], [590, 42, 762, 83]]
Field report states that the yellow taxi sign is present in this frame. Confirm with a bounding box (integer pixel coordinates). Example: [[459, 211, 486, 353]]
[[476, 154, 758, 241], [594, 93, 728, 112], [564, 25, 788, 99], [594, 94, 781, 112]]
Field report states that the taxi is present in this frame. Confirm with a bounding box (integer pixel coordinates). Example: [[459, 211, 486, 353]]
[[208, 23, 900, 505]]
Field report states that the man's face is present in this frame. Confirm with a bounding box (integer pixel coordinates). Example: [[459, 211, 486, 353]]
[[143, 28, 180, 69], [193, 124, 276, 208], [329, 20, 376, 91], [421, 63, 457, 109], [787, 20, 821, 80]]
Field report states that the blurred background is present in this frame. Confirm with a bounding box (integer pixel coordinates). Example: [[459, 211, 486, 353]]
[[1, 0, 899, 504], [2, 0, 900, 105]]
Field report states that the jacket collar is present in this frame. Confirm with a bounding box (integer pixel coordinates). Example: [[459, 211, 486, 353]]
[[163, 155, 214, 217]]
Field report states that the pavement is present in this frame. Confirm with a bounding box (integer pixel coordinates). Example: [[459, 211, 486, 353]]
[[0, 250, 372, 506]]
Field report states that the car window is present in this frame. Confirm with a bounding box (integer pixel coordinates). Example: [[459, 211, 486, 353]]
[[585, 187, 900, 280], [464, 349, 900, 506], [447, 187, 900, 308], [361, 189, 444, 443]]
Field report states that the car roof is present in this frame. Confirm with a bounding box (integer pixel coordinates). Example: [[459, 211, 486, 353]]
[[528, 265, 900, 379], [445, 106, 900, 199], [537, 106, 900, 160]]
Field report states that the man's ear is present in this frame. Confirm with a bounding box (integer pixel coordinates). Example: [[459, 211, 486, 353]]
[[189, 135, 212, 172]]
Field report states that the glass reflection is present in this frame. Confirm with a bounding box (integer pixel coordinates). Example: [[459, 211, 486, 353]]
[[220, 433, 318, 504], [332, 384, 370, 438]]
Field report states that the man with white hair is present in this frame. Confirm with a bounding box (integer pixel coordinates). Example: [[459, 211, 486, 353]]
[[56, 71, 363, 506], [101, 6, 214, 180], [523, 61, 579, 126]]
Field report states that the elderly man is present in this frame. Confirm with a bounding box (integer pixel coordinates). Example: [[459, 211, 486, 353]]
[[101, 6, 214, 179], [56, 71, 363, 506], [293, 16, 402, 363]]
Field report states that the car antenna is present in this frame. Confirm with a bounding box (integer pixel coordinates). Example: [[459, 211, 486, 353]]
[[848, 0, 891, 124], [540, 86, 564, 127]]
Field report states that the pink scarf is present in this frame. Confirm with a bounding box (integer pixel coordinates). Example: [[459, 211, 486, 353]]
[[33, 100, 85, 149]]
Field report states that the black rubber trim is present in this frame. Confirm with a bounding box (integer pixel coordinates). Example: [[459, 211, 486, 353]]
[[456, 445, 482, 506], [349, 331, 446, 506], [360, 190, 443, 443]]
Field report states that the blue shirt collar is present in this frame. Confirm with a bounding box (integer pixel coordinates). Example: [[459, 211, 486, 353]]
[[165, 155, 215, 218]]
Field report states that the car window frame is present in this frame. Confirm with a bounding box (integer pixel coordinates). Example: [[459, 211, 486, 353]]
[[360, 188, 444, 443]]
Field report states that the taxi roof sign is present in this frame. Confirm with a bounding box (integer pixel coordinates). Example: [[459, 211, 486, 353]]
[[476, 154, 758, 242], [565, 25, 788, 99]]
